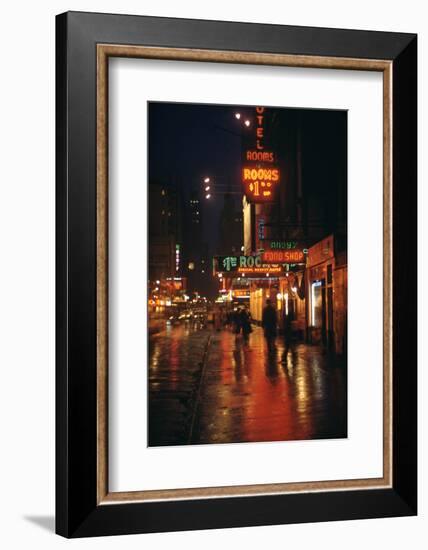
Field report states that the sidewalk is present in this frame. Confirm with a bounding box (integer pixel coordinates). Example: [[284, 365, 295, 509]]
[[148, 325, 211, 446], [190, 325, 347, 444]]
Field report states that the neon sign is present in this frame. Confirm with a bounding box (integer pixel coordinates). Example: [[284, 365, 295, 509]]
[[262, 250, 307, 264], [220, 255, 263, 271], [242, 107, 280, 203], [267, 241, 298, 250], [237, 265, 282, 275], [242, 167, 280, 200], [255, 106, 265, 150], [245, 151, 274, 162], [214, 255, 287, 277], [243, 168, 280, 182]]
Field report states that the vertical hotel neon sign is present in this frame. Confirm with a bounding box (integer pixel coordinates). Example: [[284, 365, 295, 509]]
[[242, 107, 280, 203]]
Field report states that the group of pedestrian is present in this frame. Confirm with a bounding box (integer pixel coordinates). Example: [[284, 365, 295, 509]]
[[214, 299, 294, 358], [212, 306, 253, 344], [230, 307, 253, 344]]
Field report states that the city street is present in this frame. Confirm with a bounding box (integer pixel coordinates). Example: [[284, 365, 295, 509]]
[[149, 323, 347, 446], [148, 103, 349, 447]]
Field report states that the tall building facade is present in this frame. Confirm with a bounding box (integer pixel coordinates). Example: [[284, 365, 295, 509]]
[[148, 181, 183, 281], [182, 188, 213, 298], [218, 192, 243, 256]]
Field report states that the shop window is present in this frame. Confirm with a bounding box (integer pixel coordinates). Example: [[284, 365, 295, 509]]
[[311, 280, 323, 328]]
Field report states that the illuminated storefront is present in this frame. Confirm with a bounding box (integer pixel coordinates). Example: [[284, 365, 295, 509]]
[[277, 272, 306, 337], [213, 254, 284, 320], [259, 240, 307, 333], [306, 235, 347, 353]]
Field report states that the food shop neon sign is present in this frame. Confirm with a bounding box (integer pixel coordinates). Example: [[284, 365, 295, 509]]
[[262, 250, 306, 264]]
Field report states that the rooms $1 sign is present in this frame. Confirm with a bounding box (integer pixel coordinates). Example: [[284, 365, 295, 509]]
[[242, 107, 280, 203]]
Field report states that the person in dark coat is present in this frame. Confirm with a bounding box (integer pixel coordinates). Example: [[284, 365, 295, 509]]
[[281, 307, 293, 363], [239, 307, 252, 345], [232, 308, 241, 335], [262, 298, 277, 352]]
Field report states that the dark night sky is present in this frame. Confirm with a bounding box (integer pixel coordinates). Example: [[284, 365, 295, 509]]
[[148, 102, 347, 251], [148, 102, 245, 183], [148, 102, 252, 247]]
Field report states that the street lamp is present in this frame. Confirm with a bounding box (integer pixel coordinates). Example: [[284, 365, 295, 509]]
[[203, 177, 212, 198], [233, 110, 252, 129]]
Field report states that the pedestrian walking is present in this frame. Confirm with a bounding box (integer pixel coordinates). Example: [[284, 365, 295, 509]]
[[281, 307, 293, 363], [232, 308, 241, 335], [239, 307, 252, 345], [262, 298, 277, 353]]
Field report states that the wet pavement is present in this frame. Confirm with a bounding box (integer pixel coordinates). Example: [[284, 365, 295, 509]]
[[148, 323, 211, 446], [149, 324, 347, 447]]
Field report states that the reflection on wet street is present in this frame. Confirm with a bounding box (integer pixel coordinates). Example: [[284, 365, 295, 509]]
[[148, 323, 211, 446], [149, 324, 347, 446]]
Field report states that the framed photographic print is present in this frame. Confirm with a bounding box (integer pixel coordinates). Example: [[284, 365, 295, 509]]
[[56, 11, 417, 537]]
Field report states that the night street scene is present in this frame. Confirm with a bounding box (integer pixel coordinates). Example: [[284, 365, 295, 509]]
[[148, 102, 347, 447]]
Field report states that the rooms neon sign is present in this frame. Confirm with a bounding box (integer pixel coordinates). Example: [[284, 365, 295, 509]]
[[242, 107, 280, 202], [242, 167, 280, 200]]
